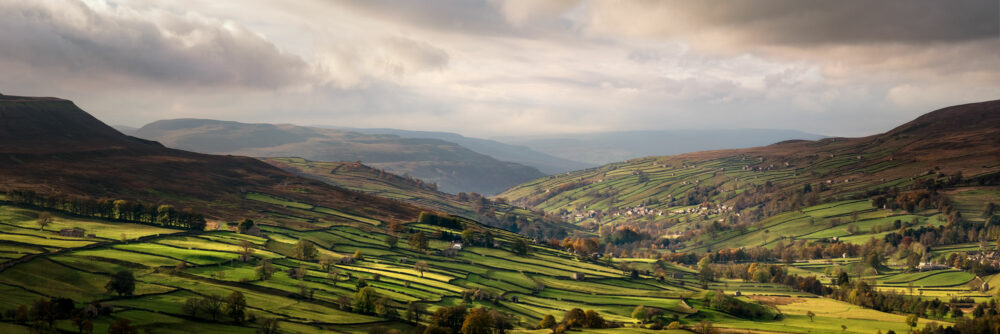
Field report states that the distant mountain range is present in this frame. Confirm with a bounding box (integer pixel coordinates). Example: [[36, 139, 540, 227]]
[[124, 119, 545, 195], [495, 129, 827, 165]]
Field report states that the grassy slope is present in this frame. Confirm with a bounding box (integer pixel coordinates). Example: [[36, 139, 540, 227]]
[[0, 197, 929, 333], [498, 101, 1000, 252]]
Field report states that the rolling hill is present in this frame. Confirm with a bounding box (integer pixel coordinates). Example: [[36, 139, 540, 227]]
[[329, 127, 594, 174], [497, 128, 826, 165], [262, 157, 579, 240], [130, 119, 545, 195], [499, 100, 1000, 252], [0, 93, 989, 333], [0, 94, 420, 227]]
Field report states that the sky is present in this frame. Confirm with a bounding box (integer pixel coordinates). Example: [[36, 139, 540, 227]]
[[1, 0, 998, 137]]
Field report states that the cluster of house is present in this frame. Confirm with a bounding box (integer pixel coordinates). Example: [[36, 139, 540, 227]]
[[916, 261, 949, 271], [671, 204, 732, 216]]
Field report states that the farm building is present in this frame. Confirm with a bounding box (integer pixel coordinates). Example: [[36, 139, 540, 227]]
[[57, 227, 85, 237]]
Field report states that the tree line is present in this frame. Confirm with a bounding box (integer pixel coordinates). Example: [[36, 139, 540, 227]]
[[5, 189, 206, 230]]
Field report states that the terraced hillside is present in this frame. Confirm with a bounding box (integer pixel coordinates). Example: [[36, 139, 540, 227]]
[[262, 158, 578, 240], [0, 197, 946, 334], [499, 100, 1000, 253]]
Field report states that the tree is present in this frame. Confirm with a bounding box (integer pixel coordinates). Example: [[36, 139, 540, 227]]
[[430, 305, 467, 331], [294, 239, 317, 260], [237, 218, 255, 234], [583, 310, 605, 328], [699, 320, 714, 334], [108, 319, 137, 334], [319, 254, 336, 272], [385, 235, 398, 248], [105, 270, 136, 297], [71, 310, 94, 334], [353, 249, 365, 261], [698, 255, 714, 282], [353, 287, 378, 314], [511, 239, 529, 256], [461, 307, 492, 334], [414, 261, 429, 278], [806, 310, 815, 322], [201, 294, 224, 321], [238, 240, 255, 262], [257, 317, 280, 334], [538, 314, 556, 329], [905, 314, 918, 333], [226, 291, 247, 323], [375, 297, 398, 319], [631, 305, 647, 323], [30, 298, 55, 329], [563, 308, 585, 328], [35, 212, 55, 232], [405, 301, 426, 323], [409, 231, 428, 251], [256, 259, 276, 280]]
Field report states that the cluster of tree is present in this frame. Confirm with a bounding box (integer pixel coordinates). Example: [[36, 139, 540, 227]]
[[461, 228, 495, 247], [183, 291, 247, 323], [1, 297, 107, 333], [943, 251, 1000, 276], [629, 305, 684, 330], [5, 189, 206, 230], [706, 290, 780, 320], [537, 308, 610, 333], [491, 213, 568, 241], [601, 227, 650, 245], [883, 216, 1000, 249], [663, 240, 861, 265], [412, 305, 511, 334], [828, 278, 973, 321], [418, 211, 464, 230], [871, 189, 950, 213], [711, 263, 830, 296], [548, 237, 601, 256]]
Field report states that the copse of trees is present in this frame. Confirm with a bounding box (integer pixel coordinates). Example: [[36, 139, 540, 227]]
[[5, 189, 206, 230], [418, 211, 463, 230]]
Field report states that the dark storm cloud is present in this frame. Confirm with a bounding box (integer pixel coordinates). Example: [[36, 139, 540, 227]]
[[0, 0, 311, 88]]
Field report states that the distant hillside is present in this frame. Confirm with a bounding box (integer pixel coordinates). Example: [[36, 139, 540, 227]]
[[112, 124, 138, 134], [132, 119, 546, 194], [0, 94, 421, 227], [329, 127, 594, 174], [500, 100, 1000, 251], [498, 129, 826, 165], [263, 157, 578, 240]]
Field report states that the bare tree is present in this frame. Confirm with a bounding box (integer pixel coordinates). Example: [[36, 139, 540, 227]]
[[414, 261, 429, 278], [37, 212, 53, 231]]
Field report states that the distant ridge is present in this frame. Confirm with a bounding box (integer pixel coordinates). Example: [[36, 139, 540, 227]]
[[132, 119, 546, 194], [0, 95, 421, 226]]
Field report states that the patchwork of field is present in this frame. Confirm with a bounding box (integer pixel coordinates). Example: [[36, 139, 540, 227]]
[[2, 180, 985, 334]]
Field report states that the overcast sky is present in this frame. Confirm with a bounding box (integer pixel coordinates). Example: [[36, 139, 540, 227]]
[[2, 0, 998, 137]]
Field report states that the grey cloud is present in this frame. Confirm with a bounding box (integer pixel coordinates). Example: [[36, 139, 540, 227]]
[[379, 37, 450, 75], [585, 0, 998, 46], [0, 0, 310, 88], [326, 0, 515, 36]]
